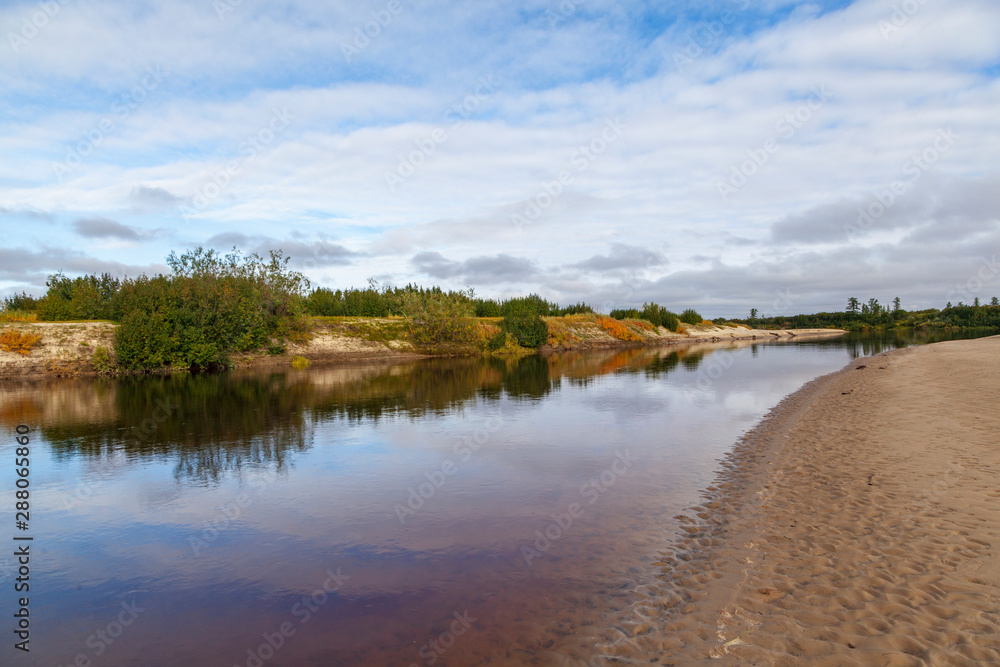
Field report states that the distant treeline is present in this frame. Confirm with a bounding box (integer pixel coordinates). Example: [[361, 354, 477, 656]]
[[304, 285, 595, 319], [730, 296, 1000, 331]]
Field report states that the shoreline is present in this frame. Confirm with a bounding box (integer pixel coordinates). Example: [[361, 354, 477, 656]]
[[0, 318, 845, 380], [602, 335, 1000, 664]]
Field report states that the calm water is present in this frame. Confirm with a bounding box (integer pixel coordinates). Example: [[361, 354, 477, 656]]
[[0, 329, 993, 666]]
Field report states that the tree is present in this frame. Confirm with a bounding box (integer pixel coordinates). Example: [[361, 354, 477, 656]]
[[749, 308, 758, 323], [866, 298, 881, 316], [992, 297, 999, 307], [974, 297, 981, 307], [946, 302, 953, 309], [847, 297, 860, 313], [892, 297, 901, 313]]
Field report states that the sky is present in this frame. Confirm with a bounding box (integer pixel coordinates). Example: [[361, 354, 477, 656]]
[[1, 0, 998, 318]]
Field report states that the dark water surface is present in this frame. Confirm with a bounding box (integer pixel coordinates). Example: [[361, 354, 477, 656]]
[[0, 329, 993, 666]]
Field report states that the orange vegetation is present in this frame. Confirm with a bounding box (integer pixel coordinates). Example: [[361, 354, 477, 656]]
[[546, 319, 580, 347], [596, 317, 643, 341], [0, 329, 43, 355]]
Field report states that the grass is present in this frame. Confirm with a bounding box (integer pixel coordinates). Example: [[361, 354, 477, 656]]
[[0, 309, 37, 323], [625, 319, 654, 332], [0, 329, 43, 355]]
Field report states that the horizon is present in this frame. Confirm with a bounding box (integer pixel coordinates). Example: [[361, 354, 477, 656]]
[[2, 0, 999, 318]]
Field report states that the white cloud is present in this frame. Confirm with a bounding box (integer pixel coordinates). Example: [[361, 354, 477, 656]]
[[2, 0, 999, 314]]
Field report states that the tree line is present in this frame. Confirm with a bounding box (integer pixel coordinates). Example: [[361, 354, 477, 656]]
[[3, 247, 997, 370], [736, 296, 1000, 330]]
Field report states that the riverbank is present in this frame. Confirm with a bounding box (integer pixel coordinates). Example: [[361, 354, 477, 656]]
[[603, 335, 1000, 664], [0, 316, 844, 379]]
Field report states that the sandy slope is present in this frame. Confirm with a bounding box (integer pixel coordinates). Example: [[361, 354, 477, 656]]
[[601, 335, 1000, 665]]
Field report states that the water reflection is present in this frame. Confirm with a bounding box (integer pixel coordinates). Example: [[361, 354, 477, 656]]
[[5, 330, 996, 485], [1, 344, 767, 484]]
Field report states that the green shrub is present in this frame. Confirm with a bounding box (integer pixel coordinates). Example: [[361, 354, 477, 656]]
[[679, 308, 703, 325], [500, 312, 548, 348], [115, 310, 170, 371], [112, 247, 309, 371], [488, 330, 507, 351], [402, 290, 479, 351], [2, 292, 38, 312], [36, 272, 119, 321], [610, 302, 679, 331], [91, 345, 115, 375]]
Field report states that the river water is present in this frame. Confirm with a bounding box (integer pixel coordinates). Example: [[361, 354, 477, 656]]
[[0, 329, 993, 666]]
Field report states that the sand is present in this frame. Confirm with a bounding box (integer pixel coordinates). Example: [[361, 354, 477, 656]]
[[601, 335, 1000, 665]]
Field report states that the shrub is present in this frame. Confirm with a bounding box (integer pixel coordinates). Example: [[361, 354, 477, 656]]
[[610, 308, 641, 320], [2, 292, 38, 312], [291, 356, 311, 369], [500, 311, 548, 347], [488, 330, 508, 351], [91, 345, 115, 374], [114, 310, 170, 370], [679, 308, 703, 325], [501, 294, 556, 317], [611, 302, 679, 331], [477, 321, 502, 350], [36, 272, 120, 321], [0, 329, 42, 355], [112, 248, 310, 370], [474, 299, 503, 317], [402, 290, 479, 351]]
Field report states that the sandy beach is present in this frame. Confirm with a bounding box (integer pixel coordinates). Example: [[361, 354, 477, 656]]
[[604, 335, 1000, 665]]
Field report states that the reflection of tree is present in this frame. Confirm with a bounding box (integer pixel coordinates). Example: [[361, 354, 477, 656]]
[[36, 330, 989, 483], [45, 373, 314, 483]]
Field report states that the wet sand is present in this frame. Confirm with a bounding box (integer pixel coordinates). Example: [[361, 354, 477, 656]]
[[603, 335, 1000, 665]]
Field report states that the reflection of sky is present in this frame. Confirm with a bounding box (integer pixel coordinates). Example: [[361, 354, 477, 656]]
[[0, 340, 858, 666]]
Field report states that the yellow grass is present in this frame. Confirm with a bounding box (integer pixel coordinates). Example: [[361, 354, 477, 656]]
[[0, 310, 37, 323], [0, 329, 43, 355]]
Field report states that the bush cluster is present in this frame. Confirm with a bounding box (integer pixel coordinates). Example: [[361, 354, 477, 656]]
[[401, 290, 479, 352], [36, 273, 120, 321], [118, 249, 310, 370], [610, 302, 680, 331], [679, 308, 704, 325], [496, 297, 549, 348]]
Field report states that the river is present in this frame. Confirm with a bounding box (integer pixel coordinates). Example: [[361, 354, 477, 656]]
[[0, 329, 993, 666]]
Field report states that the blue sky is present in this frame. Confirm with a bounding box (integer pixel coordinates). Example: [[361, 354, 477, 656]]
[[1, 0, 998, 316]]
